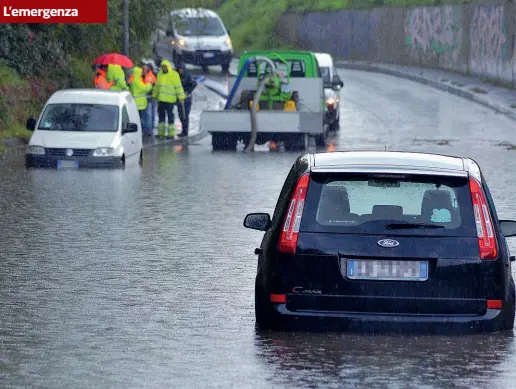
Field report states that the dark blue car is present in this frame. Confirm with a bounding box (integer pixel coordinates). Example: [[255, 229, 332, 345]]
[[244, 151, 516, 333]]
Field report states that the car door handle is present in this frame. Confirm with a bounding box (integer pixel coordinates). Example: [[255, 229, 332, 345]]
[[255, 248, 263, 255]]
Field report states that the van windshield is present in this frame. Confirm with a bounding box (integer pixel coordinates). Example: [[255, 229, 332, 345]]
[[37, 104, 119, 132], [301, 173, 477, 237], [174, 17, 225, 36]]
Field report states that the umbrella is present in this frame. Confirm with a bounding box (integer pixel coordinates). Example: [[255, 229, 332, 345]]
[[93, 53, 134, 68]]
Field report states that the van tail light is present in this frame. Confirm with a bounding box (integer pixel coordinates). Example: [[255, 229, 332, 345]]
[[278, 173, 310, 254], [469, 178, 497, 260]]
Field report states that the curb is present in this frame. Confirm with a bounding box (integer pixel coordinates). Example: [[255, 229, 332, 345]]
[[337, 61, 516, 122], [142, 131, 209, 150]]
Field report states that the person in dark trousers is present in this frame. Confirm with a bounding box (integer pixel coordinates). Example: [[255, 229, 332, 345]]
[[175, 62, 197, 137]]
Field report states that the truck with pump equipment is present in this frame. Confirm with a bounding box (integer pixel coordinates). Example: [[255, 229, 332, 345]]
[[200, 50, 329, 151]]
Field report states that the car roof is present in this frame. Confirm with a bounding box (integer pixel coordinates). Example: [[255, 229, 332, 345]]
[[170, 8, 219, 18], [46, 89, 129, 106], [309, 151, 479, 179], [314, 52, 333, 66]]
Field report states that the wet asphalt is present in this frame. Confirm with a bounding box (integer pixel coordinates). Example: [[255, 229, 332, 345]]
[[1, 65, 516, 388]]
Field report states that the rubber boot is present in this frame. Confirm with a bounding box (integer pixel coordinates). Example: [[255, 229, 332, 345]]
[[157, 123, 166, 138], [167, 124, 176, 138]]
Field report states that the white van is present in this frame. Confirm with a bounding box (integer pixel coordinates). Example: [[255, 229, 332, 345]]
[[157, 8, 233, 73], [25, 89, 143, 169]]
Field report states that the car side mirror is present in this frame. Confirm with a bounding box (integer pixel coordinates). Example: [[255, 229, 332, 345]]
[[123, 123, 138, 134], [500, 220, 516, 237], [244, 213, 271, 231], [26, 118, 36, 131], [226, 28, 231, 36], [331, 75, 343, 91]]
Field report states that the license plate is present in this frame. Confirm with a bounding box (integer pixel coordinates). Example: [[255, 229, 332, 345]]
[[57, 160, 79, 169], [345, 259, 428, 281], [203, 52, 214, 58]]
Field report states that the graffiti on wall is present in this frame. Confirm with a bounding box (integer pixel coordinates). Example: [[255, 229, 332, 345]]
[[470, 5, 510, 78], [404, 6, 462, 64]]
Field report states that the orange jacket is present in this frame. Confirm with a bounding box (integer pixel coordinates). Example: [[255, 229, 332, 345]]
[[95, 69, 113, 89], [144, 71, 156, 84]]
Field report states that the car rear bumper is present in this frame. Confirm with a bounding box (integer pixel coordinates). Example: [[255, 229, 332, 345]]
[[270, 303, 506, 333], [178, 49, 232, 66], [25, 154, 124, 169]]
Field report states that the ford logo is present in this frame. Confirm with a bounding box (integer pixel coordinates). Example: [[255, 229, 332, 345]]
[[65, 149, 73, 157], [377, 239, 399, 248]]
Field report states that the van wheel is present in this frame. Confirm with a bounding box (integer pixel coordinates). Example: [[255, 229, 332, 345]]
[[139, 150, 143, 166], [120, 155, 125, 168]]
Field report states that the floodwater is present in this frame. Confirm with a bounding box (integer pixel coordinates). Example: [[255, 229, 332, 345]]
[[1, 68, 516, 388]]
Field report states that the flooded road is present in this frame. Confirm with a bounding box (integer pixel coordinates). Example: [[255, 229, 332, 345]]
[[2, 68, 516, 388]]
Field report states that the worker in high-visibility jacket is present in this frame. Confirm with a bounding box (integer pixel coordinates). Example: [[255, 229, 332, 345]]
[[94, 66, 113, 89], [142, 63, 157, 135], [106, 64, 129, 91], [152, 59, 185, 138], [129, 67, 153, 133]]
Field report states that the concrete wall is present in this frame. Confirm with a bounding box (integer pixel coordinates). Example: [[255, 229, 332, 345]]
[[276, 1, 516, 87]]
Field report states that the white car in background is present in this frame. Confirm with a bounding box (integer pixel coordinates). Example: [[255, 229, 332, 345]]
[[25, 89, 143, 169], [315, 52, 343, 131], [155, 8, 233, 73]]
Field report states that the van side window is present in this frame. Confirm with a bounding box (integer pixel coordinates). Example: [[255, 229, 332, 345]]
[[122, 106, 129, 130]]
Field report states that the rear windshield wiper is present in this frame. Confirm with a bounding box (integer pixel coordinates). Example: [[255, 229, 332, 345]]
[[385, 223, 445, 230]]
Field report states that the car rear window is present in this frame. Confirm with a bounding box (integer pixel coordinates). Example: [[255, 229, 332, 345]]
[[300, 173, 477, 237]]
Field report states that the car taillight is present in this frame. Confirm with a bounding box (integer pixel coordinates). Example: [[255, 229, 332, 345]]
[[469, 178, 497, 260], [278, 173, 310, 254]]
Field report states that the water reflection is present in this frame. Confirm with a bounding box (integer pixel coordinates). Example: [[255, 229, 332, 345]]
[[255, 331, 516, 389]]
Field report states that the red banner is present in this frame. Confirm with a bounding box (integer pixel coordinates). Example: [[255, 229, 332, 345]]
[[0, 0, 107, 24]]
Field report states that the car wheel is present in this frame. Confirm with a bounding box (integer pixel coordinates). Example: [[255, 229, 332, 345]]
[[138, 150, 143, 166], [329, 121, 340, 132], [314, 125, 328, 147], [120, 155, 126, 169], [255, 282, 280, 330], [500, 277, 515, 330]]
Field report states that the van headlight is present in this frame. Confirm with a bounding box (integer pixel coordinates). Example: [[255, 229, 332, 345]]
[[26, 145, 45, 155], [224, 38, 232, 47], [93, 147, 116, 157]]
